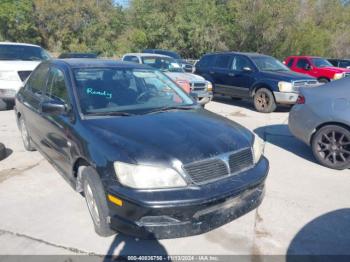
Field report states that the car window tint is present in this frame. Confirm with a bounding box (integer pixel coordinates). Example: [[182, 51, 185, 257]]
[[25, 63, 49, 96], [231, 56, 252, 71], [124, 56, 139, 63], [340, 61, 350, 68], [198, 55, 215, 68], [46, 67, 68, 104], [287, 58, 294, 67], [296, 58, 309, 69], [214, 55, 231, 69]]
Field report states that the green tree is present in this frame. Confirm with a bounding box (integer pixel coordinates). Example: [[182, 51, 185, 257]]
[[0, 0, 41, 44]]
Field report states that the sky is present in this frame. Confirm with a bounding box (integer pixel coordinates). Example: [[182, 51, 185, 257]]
[[113, 0, 129, 7]]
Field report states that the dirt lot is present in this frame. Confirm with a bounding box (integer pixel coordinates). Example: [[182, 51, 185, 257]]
[[0, 97, 349, 259]]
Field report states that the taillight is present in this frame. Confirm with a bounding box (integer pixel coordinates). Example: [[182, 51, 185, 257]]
[[296, 95, 305, 104]]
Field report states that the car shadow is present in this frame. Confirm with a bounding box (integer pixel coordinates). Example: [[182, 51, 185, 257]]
[[103, 233, 169, 261], [254, 124, 318, 165], [287, 208, 350, 261], [213, 95, 291, 113]]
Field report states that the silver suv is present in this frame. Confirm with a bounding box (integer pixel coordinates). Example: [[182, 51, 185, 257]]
[[122, 53, 213, 106]]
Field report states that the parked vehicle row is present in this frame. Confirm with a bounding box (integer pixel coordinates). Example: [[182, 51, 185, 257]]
[[327, 58, 350, 69], [122, 53, 213, 106], [15, 59, 268, 238], [195, 52, 320, 113]]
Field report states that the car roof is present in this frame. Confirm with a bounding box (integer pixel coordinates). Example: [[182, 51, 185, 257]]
[[203, 51, 270, 58], [123, 53, 171, 58], [0, 42, 41, 48], [51, 59, 153, 69]]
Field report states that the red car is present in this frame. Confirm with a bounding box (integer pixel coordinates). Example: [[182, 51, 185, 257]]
[[284, 56, 350, 83]]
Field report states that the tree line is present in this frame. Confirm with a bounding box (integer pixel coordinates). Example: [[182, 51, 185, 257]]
[[0, 0, 349, 59]]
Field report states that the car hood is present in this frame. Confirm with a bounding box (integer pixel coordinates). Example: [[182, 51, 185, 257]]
[[165, 72, 206, 83], [260, 70, 316, 81], [85, 110, 252, 165], [317, 66, 350, 73], [0, 60, 41, 71]]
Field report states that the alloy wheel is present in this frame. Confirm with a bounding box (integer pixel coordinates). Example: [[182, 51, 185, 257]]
[[314, 128, 350, 168], [84, 182, 101, 226]]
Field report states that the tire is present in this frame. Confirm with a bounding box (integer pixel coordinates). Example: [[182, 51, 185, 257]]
[[318, 78, 330, 84], [81, 166, 115, 237], [0, 143, 6, 161], [311, 125, 350, 170], [253, 88, 277, 113], [19, 117, 36, 151]]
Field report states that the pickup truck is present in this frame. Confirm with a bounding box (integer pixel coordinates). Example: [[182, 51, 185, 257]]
[[284, 56, 350, 83]]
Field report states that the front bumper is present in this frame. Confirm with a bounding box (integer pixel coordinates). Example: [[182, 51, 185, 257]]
[[273, 91, 299, 104], [106, 156, 269, 239], [197, 92, 213, 105]]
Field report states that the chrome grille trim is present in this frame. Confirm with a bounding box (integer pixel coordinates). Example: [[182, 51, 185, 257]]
[[183, 148, 254, 185]]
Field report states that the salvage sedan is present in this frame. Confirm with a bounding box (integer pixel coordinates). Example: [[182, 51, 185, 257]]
[[14, 59, 269, 238], [289, 77, 350, 170]]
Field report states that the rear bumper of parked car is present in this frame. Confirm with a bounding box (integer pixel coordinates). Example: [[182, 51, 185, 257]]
[[0, 80, 22, 100], [288, 104, 318, 145], [106, 156, 269, 239], [273, 91, 299, 104]]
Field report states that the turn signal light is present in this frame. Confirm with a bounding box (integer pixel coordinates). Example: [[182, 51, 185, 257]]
[[296, 95, 305, 104], [108, 194, 123, 206]]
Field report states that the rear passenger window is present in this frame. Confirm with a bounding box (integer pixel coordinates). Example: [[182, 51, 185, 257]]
[[287, 58, 294, 68], [124, 56, 140, 63], [214, 55, 231, 69], [296, 58, 310, 69], [46, 67, 69, 104], [25, 63, 49, 96]]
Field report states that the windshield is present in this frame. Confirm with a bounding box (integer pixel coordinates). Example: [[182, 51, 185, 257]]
[[251, 56, 290, 72], [0, 45, 51, 61], [73, 68, 194, 115], [141, 56, 184, 73], [311, 58, 333, 68]]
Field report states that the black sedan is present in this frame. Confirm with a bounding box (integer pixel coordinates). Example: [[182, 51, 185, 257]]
[[14, 59, 269, 238]]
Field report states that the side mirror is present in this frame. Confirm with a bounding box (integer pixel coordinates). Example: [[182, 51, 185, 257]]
[[41, 100, 66, 115], [242, 67, 252, 72]]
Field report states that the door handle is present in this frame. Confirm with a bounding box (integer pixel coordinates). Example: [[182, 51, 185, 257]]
[[209, 71, 214, 74], [228, 72, 235, 76]]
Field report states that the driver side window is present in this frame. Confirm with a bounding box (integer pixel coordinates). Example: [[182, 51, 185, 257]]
[[231, 56, 252, 71], [296, 58, 310, 69], [45, 67, 69, 105]]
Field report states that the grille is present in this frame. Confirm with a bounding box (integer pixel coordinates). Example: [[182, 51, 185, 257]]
[[17, 71, 32, 82], [229, 148, 254, 173], [293, 80, 319, 87], [183, 148, 254, 184], [191, 82, 206, 91]]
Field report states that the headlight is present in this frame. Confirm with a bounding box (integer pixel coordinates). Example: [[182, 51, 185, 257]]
[[0, 71, 19, 81], [252, 133, 264, 164], [278, 81, 294, 92], [333, 73, 345, 80], [114, 162, 187, 189], [206, 81, 213, 92]]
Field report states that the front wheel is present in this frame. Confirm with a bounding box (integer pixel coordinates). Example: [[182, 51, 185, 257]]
[[19, 117, 36, 151], [253, 88, 277, 113], [318, 78, 330, 84], [81, 166, 115, 237], [311, 125, 350, 170]]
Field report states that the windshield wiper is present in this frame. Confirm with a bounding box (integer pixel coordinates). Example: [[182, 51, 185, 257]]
[[86, 111, 135, 117], [143, 105, 195, 114]]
